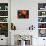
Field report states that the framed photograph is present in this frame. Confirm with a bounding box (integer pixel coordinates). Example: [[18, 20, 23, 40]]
[[38, 3, 46, 10], [38, 11, 46, 16], [0, 11, 8, 16], [0, 23, 8, 37], [0, 3, 8, 10], [0, 17, 8, 22], [38, 23, 46, 28], [38, 17, 46, 22], [38, 29, 46, 37], [17, 10, 29, 19]]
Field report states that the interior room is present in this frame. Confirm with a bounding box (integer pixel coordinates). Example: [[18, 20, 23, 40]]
[[0, 0, 46, 46]]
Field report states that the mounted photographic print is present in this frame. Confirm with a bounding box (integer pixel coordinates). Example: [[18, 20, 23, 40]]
[[38, 23, 46, 28], [38, 29, 46, 37], [0, 11, 8, 16], [17, 10, 29, 19], [0, 23, 8, 37], [38, 11, 46, 16], [38, 3, 46, 10], [0, 3, 8, 10], [38, 17, 46, 22], [0, 17, 8, 22]]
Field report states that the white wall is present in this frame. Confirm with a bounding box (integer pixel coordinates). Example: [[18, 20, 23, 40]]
[[11, 0, 38, 45], [11, 0, 46, 46], [11, 0, 38, 30]]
